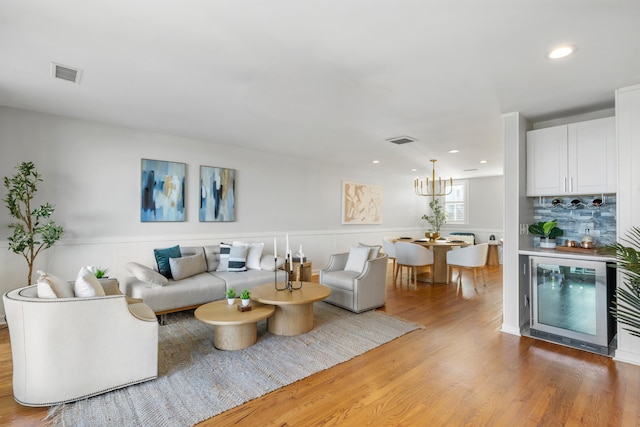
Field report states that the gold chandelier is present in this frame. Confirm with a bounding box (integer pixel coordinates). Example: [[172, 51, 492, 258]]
[[414, 159, 452, 199]]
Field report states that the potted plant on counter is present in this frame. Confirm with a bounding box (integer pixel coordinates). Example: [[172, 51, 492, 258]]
[[226, 288, 237, 305], [240, 288, 251, 307], [529, 220, 563, 249]]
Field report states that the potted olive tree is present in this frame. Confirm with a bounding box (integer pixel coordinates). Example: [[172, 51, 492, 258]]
[[3, 162, 64, 285], [528, 220, 563, 249], [421, 198, 447, 240]]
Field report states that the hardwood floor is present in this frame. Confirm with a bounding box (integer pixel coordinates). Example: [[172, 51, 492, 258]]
[[2, 265, 640, 426]]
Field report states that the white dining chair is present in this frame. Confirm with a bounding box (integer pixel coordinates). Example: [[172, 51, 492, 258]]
[[446, 243, 489, 290], [394, 242, 434, 289], [382, 237, 398, 277]]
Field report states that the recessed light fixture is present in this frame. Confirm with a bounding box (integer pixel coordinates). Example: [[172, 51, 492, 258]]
[[480, 160, 487, 164], [546, 45, 576, 60], [411, 168, 417, 172], [372, 160, 380, 164], [448, 149, 459, 154]]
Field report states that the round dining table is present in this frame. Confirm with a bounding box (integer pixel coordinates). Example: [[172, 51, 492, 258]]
[[394, 238, 469, 284]]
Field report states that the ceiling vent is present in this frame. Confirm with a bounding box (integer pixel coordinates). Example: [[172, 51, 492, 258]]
[[51, 62, 82, 84], [387, 136, 417, 145]]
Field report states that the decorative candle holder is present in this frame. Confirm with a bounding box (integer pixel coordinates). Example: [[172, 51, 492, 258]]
[[275, 259, 302, 292]]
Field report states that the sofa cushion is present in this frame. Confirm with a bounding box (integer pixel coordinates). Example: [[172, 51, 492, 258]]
[[154, 245, 181, 278], [123, 272, 227, 313], [126, 262, 168, 287], [36, 271, 75, 298], [260, 254, 285, 271], [169, 252, 207, 280], [212, 269, 288, 289], [321, 270, 360, 291], [204, 245, 220, 272], [344, 246, 371, 273], [75, 267, 106, 297]]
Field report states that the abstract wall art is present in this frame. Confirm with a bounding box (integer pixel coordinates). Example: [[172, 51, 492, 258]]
[[342, 181, 383, 224], [200, 165, 235, 222], [140, 159, 186, 222]]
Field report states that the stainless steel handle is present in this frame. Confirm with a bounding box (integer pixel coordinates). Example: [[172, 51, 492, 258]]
[[570, 177, 573, 193], [563, 177, 567, 192]]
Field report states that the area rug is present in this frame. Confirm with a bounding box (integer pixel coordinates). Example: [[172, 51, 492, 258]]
[[47, 302, 423, 426]]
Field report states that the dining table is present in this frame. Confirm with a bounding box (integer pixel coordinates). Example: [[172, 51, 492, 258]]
[[394, 237, 470, 284]]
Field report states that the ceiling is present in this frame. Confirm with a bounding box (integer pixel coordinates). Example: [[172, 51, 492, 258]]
[[1, 1, 639, 180]]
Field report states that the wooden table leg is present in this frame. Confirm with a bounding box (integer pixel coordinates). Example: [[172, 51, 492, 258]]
[[214, 323, 257, 350], [268, 303, 314, 336]]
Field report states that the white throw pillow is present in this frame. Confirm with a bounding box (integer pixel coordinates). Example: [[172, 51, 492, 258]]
[[169, 252, 207, 280], [126, 262, 168, 287], [246, 243, 264, 270], [359, 243, 382, 260], [74, 268, 106, 297], [344, 246, 371, 273], [260, 254, 285, 271], [36, 270, 75, 298]]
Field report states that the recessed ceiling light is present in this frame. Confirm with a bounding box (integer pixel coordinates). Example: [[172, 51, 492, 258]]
[[547, 45, 576, 60], [372, 160, 380, 164], [411, 168, 417, 172], [448, 150, 459, 154], [480, 160, 487, 164]]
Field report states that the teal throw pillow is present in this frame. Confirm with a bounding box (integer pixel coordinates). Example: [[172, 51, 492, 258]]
[[154, 245, 181, 278]]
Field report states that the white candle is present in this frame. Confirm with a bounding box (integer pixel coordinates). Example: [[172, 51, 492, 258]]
[[274, 238, 277, 257], [286, 233, 289, 255], [289, 250, 293, 272]]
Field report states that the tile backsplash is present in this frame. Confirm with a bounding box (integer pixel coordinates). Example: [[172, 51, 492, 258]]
[[531, 194, 616, 248]]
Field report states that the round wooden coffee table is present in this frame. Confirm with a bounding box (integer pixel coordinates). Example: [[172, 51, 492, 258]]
[[194, 299, 275, 350], [250, 282, 331, 336]]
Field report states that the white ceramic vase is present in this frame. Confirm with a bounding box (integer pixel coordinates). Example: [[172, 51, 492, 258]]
[[227, 298, 235, 305], [241, 299, 250, 307]]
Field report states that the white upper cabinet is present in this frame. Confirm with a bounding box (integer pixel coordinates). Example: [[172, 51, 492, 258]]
[[526, 116, 616, 196]]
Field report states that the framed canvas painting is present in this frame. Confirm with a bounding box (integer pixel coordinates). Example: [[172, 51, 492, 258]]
[[342, 181, 383, 224], [200, 165, 236, 222], [140, 159, 186, 222]]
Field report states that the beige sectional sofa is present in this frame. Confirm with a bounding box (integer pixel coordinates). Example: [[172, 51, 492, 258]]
[[120, 244, 288, 314]]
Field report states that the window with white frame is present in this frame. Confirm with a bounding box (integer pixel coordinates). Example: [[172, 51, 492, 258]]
[[445, 180, 468, 224]]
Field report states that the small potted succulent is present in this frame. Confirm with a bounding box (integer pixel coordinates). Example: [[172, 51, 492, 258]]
[[225, 288, 236, 305], [93, 266, 109, 279], [240, 288, 251, 307], [529, 220, 563, 249]]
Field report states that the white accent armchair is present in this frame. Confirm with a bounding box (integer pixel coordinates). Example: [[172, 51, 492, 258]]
[[446, 243, 489, 289], [320, 253, 388, 313], [3, 280, 158, 407]]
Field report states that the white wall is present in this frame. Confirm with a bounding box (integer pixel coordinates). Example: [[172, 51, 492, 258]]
[[437, 176, 504, 244], [0, 106, 504, 319]]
